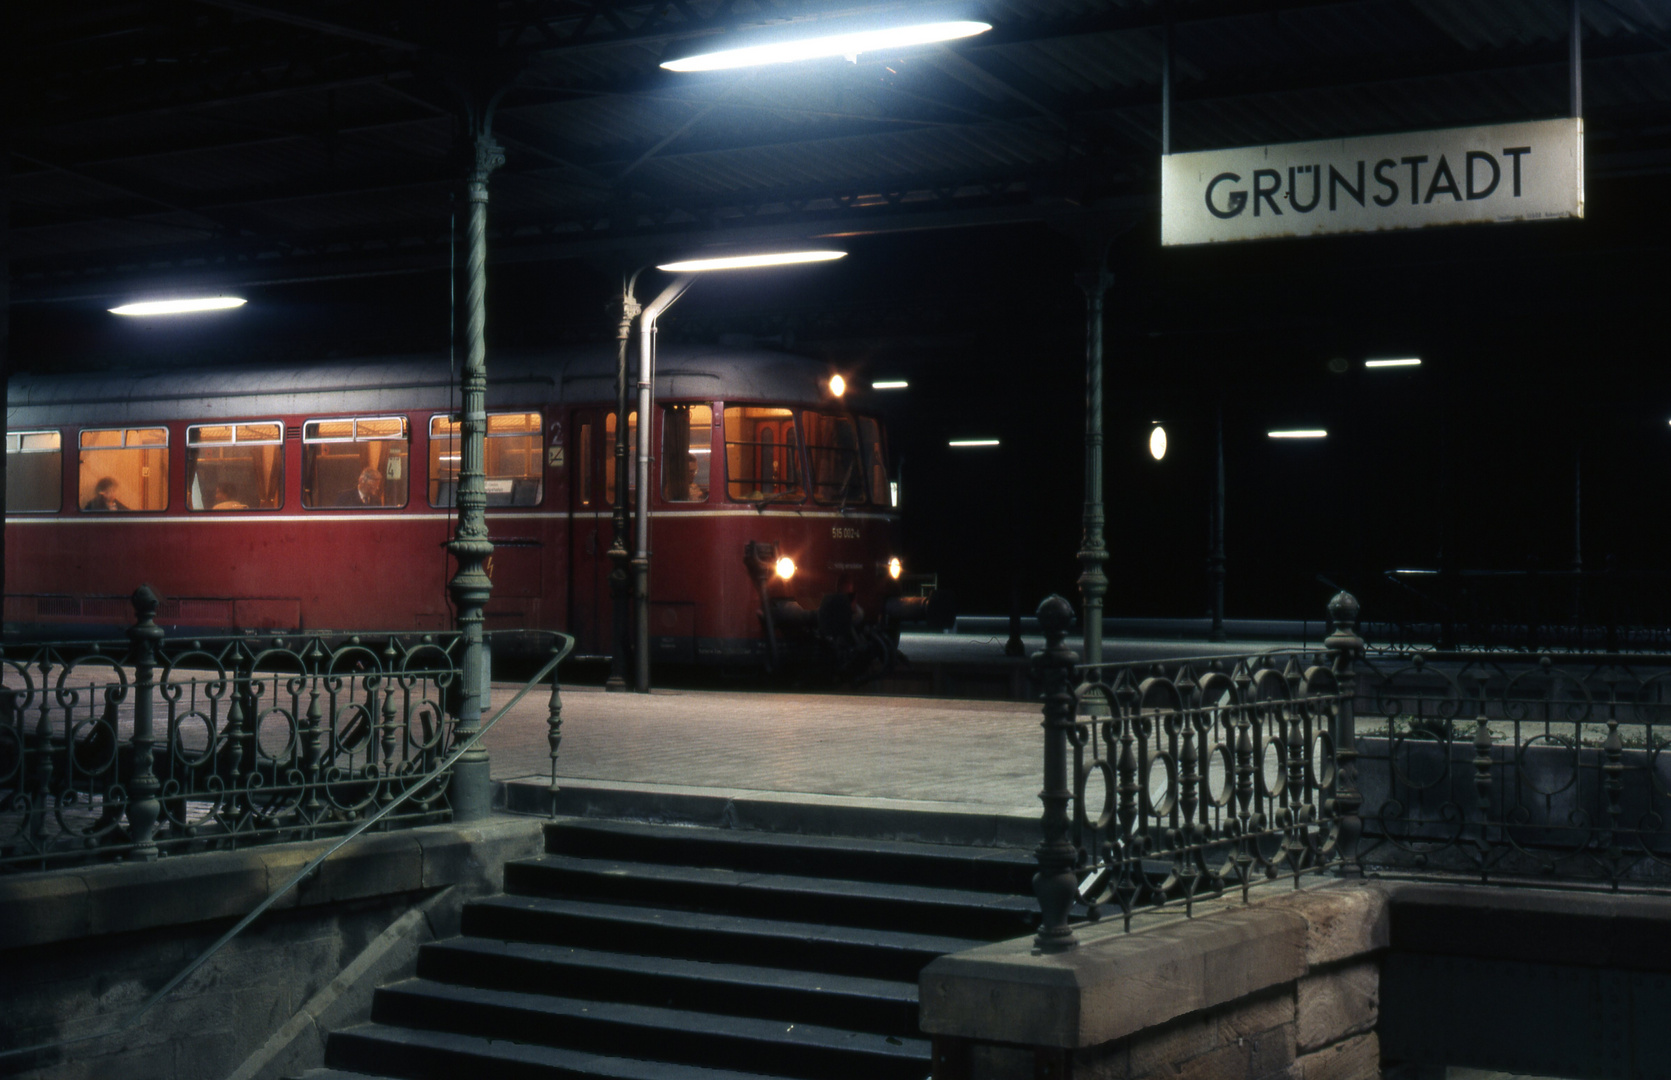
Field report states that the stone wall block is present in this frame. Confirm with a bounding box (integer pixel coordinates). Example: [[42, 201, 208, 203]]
[[1070, 1038, 1131, 1080], [1218, 987, 1296, 1045], [0, 871, 91, 948], [1293, 1031, 1379, 1080], [1296, 962, 1378, 1053], [1125, 1010, 1218, 1077], [1244, 1020, 1297, 1080], [969, 1042, 1036, 1080], [1261, 883, 1390, 969]]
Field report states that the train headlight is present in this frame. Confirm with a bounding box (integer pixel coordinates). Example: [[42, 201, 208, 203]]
[[775, 556, 797, 581], [829, 374, 846, 398], [888, 557, 902, 580]]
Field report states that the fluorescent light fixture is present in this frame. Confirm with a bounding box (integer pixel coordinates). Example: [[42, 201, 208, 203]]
[[1267, 429, 1328, 439], [1365, 357, 1421, 368], [949, 439, 1000, 448], [109, 297, 246, 316], [872, 380, 909, 390], [661, 19, 991, 72], [1393, 568, 1438, 575], [656, 250, 845, 273]]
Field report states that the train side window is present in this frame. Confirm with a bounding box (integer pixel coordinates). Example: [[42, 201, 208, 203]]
[[661, 404, 713, 502], [857, 417, 891, 507], [78, 427, 169, 512], [301, 416, 409, 509], [723, 406, 804, 503], [429, 411, 543, 508], [604, 411, 637, 504], [804, 412, 866, 505], [5, 430, 63, 512], [186, 422, 283, 511]]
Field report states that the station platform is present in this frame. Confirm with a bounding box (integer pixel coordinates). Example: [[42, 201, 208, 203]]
[[481, 627, 1324, 843], [481, 681, 1046, 845]]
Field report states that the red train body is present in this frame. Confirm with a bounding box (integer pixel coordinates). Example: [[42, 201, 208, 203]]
[[4, 346, 911, 667]]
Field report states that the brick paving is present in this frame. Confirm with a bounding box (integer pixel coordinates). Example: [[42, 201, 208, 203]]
[[481, 682, 1044, 817]]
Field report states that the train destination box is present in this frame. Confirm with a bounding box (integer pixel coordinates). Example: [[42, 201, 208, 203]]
[[1161, 117, 1583, 246]]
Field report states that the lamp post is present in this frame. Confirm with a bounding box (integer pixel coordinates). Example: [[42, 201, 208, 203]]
[[613, 251, 846, 694], [446, 100, 506, 822]]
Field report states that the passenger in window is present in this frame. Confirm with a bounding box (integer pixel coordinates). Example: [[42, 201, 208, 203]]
[[685, 455, 708, 501], [336, 467, 383, 506], [212, 482, 248, 510], [83, 477, 129, 512]]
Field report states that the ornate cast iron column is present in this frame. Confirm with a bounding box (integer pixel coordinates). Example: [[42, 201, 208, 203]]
[[1324, 590, 1364, 874], [126, 585, 164, 860], [1033, 594, 1081, 951], [607, 279, 641, 692], [446, 117, 504, 823], [1076, 258, 1113, 680]]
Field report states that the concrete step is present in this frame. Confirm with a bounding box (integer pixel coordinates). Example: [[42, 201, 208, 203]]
[[461, 893, 981, 983], [505, 852, 1039, 940], [542, 818, 1035, 894], [417, 937, 920, 1033], [326, 1024, 795, 1079], [366, 978, 931, 1080]]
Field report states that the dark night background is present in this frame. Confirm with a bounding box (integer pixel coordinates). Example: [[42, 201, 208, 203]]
[[12, 167, 1666, 627]]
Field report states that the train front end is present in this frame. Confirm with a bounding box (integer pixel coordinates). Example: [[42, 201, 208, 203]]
[[649, 355, 919, 677]]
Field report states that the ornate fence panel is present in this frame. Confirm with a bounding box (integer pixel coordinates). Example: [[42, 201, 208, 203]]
[[1033, 589, 1671, 946], [0, 587, 466, 873], [1031, 593, 1364, 950], [1355, 651, 1671, 887]]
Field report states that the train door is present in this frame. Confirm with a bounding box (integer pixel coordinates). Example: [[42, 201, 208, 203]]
[[567, 407, 634, 655]]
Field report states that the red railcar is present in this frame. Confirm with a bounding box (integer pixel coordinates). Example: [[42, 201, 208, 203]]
[[4, 346, 912, 669]]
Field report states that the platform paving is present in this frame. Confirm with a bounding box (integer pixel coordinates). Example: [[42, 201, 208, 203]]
[[480, 682, 1044, 820]]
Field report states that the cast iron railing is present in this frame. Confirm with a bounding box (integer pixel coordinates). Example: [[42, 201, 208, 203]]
[[2, 586, 496, 873], [1030, 592, 1363, 950], [0, 587, 572, 1064], [1033, 589, 1671, 949], [1354, 650, 1671, 887]]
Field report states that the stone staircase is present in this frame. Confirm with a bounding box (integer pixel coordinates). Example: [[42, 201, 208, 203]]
[[298, 818, 1039, 1080]]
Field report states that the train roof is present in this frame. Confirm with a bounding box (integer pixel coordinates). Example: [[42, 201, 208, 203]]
[[6, 345, 843, 427]]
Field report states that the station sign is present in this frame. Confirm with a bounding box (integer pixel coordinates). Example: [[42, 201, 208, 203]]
[[1161, 118, 1583, 246]]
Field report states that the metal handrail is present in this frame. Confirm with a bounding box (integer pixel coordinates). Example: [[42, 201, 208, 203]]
[[0, 632, 573, 1062]]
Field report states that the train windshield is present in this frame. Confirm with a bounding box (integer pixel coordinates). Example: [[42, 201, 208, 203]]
[[803, 412, 866, 505], [187, 422, 283, 511], [857, 417, 892, 507], [429, 412, 543, 507], [724, 406, 803, 503], [5, 430, 62, 512]]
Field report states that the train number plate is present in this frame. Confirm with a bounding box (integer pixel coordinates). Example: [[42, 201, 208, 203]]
[[831, 526, 860, 540]]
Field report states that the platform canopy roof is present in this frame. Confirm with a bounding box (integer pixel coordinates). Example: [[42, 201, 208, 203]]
[[9, 0, 1671, 304]]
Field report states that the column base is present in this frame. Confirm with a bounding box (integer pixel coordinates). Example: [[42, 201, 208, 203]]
[[450, 756, 494, 822]]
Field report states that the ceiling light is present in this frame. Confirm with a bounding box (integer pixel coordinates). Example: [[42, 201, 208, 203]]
[[949, 439, 1000, 448], [109, 297, 246, 316], [1149, 426, 1168, 461], [1365, 357, 1421, 368], [872, 380, 909, 390], [656, 251, 845, 273], [1267, 429, 1328, 439], [662, 19, 991, 73]]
